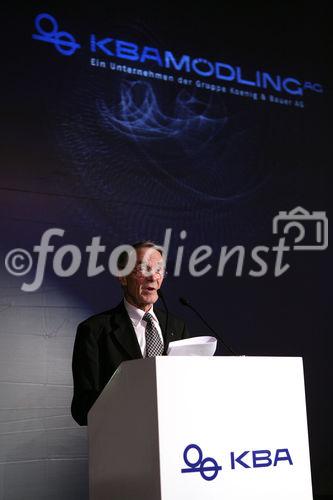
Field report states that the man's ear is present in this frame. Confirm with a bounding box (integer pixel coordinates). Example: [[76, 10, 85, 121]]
[[118, 276, 127, 287]]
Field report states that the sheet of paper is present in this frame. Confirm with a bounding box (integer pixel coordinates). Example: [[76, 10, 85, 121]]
[[167, 336, 217, 356]]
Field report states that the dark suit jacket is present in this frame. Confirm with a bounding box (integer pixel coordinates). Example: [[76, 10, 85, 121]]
[[71, 301, 189, 425]]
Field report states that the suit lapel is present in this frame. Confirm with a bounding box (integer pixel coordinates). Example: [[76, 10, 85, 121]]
[[154, 307, 172, 354], [110, 302, 143, 359]]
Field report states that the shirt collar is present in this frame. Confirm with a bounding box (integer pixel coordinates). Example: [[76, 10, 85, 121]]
[[123, 298, 158, 326]]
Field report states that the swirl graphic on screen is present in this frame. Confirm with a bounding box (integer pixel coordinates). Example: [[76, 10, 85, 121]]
[[57, 76, 273, 243], [97, 81, 228, 148]]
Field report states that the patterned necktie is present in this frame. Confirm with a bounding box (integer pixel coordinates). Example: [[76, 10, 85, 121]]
[[143, 312, 164, 357]]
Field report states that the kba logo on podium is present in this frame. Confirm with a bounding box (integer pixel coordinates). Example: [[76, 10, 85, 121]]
[[181, 444, 293, 481]]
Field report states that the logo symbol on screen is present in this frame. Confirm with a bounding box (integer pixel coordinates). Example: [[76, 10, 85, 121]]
[[32, 13, 81, 56], [181, 444, 222, 481]]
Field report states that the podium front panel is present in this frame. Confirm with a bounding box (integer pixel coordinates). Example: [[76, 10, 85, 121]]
[[156, 356, 312, 500]]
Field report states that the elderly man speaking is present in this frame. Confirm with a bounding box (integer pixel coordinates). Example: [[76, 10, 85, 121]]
[[71, 241, 189, 425]]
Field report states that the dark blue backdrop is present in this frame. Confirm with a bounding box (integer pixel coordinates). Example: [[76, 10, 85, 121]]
[[1, 4, 331, 499]]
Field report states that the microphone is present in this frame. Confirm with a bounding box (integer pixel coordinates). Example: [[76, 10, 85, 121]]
[[157, 289, 170, 355], [179, 296, 237, 355]]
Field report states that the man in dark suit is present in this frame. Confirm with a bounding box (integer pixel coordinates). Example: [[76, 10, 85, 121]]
[[71, 241, 189, 425]]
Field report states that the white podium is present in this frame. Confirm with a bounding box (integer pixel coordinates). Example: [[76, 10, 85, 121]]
[[88, 356, 313, 500]]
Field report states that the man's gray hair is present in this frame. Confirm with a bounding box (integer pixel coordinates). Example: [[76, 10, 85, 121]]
[[117, 241, 163, 270]]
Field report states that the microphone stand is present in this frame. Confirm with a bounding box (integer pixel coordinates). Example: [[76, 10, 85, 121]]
[[179, 296, 238, 355]]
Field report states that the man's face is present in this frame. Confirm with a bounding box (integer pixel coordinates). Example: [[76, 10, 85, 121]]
[[120, 246, 165, 311]]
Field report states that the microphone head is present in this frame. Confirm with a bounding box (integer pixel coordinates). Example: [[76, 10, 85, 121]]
[[157, 289, 163, 298], [179, 296, 190, 307]]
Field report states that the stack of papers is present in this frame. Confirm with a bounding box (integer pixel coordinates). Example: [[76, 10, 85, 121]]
[[167, 336, 217, 356]]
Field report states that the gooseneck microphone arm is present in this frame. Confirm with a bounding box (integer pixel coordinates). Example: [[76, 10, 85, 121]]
[[179, 296, 238, 355], [157, 289, 169, 355]]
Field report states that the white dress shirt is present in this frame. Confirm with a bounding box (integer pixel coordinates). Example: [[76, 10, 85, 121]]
[[123, 298, 164, 357]]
